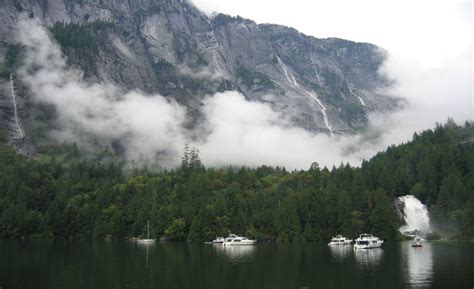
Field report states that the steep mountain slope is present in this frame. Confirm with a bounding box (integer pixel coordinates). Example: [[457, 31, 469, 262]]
[[0, 0, 398, 147]]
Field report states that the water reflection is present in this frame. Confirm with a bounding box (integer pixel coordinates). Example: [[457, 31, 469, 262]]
[[136, 241, 155, 268], [329, 245, 352, 262], [213, 244, 256, 262], [2, 241, 474, 289], [354, 248, 383, 269], [402, 242, 433, 288]]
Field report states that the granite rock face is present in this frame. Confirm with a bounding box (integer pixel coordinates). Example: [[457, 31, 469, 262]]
[[0, 0, 398, 145]]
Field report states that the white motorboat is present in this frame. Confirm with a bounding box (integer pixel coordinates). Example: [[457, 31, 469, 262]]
[[328, 235, 352, 245], [223, 234, 257, 246], [411, 236, 423, 247], [136, 220, 155, 244], [353, 233, 384, 249], [212, 237, 225, 244]]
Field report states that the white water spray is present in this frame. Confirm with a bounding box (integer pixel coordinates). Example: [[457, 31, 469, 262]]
[[9, 74, 25, 139], [398, 195, 431, 233]]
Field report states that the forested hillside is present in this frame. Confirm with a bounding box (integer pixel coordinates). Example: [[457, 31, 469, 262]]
[[0, 121, 473, 241]]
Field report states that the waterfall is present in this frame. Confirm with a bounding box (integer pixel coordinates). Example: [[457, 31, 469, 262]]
[[304, 90, 333, 135], [9, 74, 25, 139], [276, 56, 294, 85], [398, 195, 431, 234], [276, 55, 333, 135], [347, 83, 366, 107]]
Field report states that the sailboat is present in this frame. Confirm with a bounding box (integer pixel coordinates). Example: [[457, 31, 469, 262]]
[[137, 220, 155, 244]]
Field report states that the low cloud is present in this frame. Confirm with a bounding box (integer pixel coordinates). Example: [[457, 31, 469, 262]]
[[196, 92, 369, 168], [369, 46, 473, 147], [17, 17, 187, 167], [14, 17, 473, 170]]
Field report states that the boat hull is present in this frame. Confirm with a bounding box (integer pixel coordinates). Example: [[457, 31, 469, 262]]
[[353, 242, 383, 249], [223, 240, 257, 246], [328, 240, 352, 246], [137, 239, 155, 244]]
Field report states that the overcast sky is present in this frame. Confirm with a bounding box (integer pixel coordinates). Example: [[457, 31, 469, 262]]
[[192, 0, 472, 68]]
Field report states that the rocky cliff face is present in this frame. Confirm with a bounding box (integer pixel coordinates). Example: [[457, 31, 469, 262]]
[[0, 0, 397, 146]]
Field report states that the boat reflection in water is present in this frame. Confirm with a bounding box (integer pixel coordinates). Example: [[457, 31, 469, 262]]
[[329, 245, 352, 262], [136, 240, 155, 269], [354, 248, 383, 269], [214, 244, 256, 263], [403, 241, 433, 288]]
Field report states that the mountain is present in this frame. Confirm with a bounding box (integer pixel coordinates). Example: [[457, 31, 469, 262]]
[[0, 0, 398, 148]]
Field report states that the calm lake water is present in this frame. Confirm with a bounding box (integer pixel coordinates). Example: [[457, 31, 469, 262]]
[[0, 240, 473, 289]]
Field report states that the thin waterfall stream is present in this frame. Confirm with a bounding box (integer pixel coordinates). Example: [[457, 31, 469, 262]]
[[9, 74, 25, 139]]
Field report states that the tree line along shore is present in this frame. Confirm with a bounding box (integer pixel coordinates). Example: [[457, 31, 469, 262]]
[[0, 121, 473, 241]]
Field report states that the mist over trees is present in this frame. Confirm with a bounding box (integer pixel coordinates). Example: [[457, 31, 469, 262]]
[[0, 121, 473, 241]]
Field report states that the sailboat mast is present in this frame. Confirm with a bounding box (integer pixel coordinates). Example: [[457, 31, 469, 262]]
[[147, 220, 150, 239]]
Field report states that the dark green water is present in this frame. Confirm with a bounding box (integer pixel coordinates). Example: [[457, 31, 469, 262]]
[[0, 240, 473, 289]]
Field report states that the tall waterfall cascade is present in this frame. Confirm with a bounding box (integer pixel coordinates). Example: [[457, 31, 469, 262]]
[[397, 195, 431, 234], [9, 74, 25, 140]]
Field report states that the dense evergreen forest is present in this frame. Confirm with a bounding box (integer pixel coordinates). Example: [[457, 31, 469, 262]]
[[0, 121, 473, 241]]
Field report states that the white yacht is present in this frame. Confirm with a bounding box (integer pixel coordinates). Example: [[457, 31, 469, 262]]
[[223, 234, 257, 246], [328, 235, 352, 245], [353, 233, 384, 249]]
